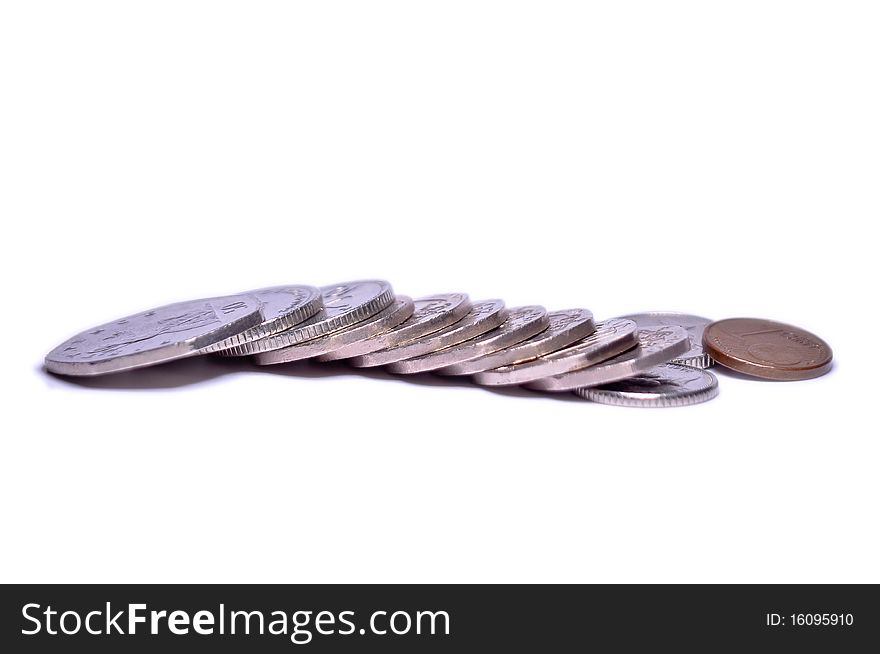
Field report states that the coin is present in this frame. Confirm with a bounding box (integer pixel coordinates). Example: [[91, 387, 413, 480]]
[[45, 294, 263, 376], [702, 317, 833, 380], [472, 318, 639, 386], [254, 297, 415, 365], [317, 293, 472, 361], [391, 306, 549, 375], [620, 311, 715, 368], [220, 280, 395, 356], [573, 363, 719, 407], [202, 285, 323, 353], [525, 325, 690, 392], [438, 308, 595, 376], [348, 299, 508, 368]]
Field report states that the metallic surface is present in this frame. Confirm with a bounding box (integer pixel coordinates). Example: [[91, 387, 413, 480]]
[[221, 280, 395, 356], [392, 306, 549, 375], [348, 300, 508, 368], [525, 326, 690, 392], [202, 285, 323, 353], [573, 363, 719, 407], [254, 297, 415, 365], [45, 294, 263, 376], [318, 293, 472, 361], [437, 308, 595, 376], [472, 318, 638, 387], [620, 311, 715, 368], [702, 317, 833, 381]]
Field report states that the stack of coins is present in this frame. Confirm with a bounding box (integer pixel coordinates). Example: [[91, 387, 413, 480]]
[[44, 280, 834, 407]]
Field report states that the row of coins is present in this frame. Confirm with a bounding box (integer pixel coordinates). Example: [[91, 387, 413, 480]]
[[44, 280, 833, 407]]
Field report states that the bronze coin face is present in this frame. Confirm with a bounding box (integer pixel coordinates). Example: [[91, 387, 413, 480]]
[[702, 318, 832, 381]]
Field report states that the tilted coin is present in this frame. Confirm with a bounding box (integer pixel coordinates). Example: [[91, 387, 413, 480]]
[[437, 308, 595, 376], [220, 280, 395, 356], [392, 306, 549, 375], [202, 285, 323, 353], [472, 318, 638, 386], [526, 326, 691, 392], [318, 293, 472, 361], [348, 299, 508, 368], [702, 317, 833, 381], [573, 364, 719, 407], [254, 297, 415, 365], [45, 294, 263, 376], [621, 311, 715, 368]]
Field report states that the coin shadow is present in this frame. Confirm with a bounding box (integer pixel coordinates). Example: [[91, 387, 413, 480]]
[[258, 360, 584, 404], [256, 360, 476, 389], [399, 373, 586, 402], [478, 384, 587, 403], [384, 371, 479, 390], [254, 359, 388, 380], [42, 354, 599, 404], [259, 360, 585, 402], [711, 362, 836, 383], [40, 355, 257, 391]]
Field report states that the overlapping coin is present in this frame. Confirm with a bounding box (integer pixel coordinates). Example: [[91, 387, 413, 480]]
[[254, 297, 415, 364], [439, 308, 595, 376], [319, 293, 472, 361], [44, 280, 832, 407], [472, 318, 638, 387], [389, 306, 549, 375], [203, 285, 324, 353], [349, 300, 508, 368], [221, 280, 395, 356], [573, 364, 719, 407], [525, 326, 690, 392], [45, 294, 264, 376], [620, 312, 714, 369]]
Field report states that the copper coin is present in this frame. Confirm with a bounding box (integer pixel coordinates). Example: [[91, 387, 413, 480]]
[[702, 318, 832, 381]]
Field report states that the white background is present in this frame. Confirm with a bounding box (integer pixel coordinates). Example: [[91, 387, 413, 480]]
[[1, 1, 877, 583]]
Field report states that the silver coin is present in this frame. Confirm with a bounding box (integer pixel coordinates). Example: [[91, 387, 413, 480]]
[[254, 296, 415, 365], [349, 299, 508, 368], [202, 285, 323, 353], [620, 312, 715, 368], [394, 306, 549, 375], [318, 293, 472, 361], [526, 326, 691, 392], [45, 294, 263, 376], [472, 318, 638, 386], [221, 280, 395, 356], [440, 308, 595, 376], [573, 363, 719, 407]]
